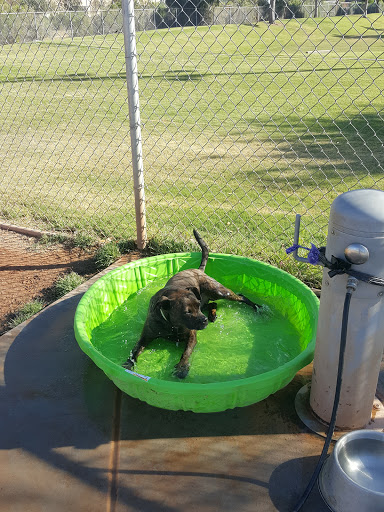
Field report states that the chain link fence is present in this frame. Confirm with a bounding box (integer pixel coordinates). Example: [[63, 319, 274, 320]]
[[1, 1, 384, 284]]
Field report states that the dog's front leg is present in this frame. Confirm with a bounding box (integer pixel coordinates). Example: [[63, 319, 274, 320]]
[[122, 334, 153, 370], [173, 330, 197, 379]]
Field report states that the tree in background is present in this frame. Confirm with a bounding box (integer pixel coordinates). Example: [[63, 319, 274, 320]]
[[0, 0, 28, 10], [258, 0, 305, 22], [0, 0, 84, 10], [165, 0, 219, 26]]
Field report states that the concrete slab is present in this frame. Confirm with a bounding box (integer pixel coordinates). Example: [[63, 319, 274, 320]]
[[1, 262, 383, 512], [116, 371, 330, 512], [0, 289, 118, 512]]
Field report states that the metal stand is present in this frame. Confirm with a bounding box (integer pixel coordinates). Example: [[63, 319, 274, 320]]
[[295, 383, 384, 441]]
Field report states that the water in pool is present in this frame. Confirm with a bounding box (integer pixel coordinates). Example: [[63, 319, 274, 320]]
[[91, 277, 303, 383]]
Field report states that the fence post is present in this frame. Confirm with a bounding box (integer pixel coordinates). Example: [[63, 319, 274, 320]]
[[269, 0, 276, 23], [34, 12, 38, 40], [122, 0, 147, 249]]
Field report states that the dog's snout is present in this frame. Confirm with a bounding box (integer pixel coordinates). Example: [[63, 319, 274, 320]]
[[182, 312, 208, 331], [198, 315, 208, 329]]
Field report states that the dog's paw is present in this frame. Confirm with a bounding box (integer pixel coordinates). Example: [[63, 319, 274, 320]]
[[239, 294, 261, 311], [122, 359, 135, 370], [173, 364, 190, 379], [208, 302, 217, 322]]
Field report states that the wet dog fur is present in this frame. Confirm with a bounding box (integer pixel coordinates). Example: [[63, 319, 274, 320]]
[[122, 229, 261, 379]]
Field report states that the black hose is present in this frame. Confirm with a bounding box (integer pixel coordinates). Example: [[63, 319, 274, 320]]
[[291, 288, 353, 512]]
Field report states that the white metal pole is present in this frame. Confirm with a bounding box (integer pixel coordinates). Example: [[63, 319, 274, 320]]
[[122, 0, 147, 249]]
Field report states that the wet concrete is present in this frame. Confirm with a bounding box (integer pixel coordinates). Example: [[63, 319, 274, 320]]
[[1, 264, 383, 512]]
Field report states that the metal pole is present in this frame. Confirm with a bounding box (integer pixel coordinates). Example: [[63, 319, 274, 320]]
[[122, 0, 147, 249], [34, 12, 38, 41], [269, 0, 276, 24]]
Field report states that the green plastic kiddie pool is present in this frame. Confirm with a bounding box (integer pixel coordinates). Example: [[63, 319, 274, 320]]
[[74, 252, 319, 412]]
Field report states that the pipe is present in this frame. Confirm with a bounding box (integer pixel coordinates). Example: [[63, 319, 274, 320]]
[[292, 214, 311, 263]]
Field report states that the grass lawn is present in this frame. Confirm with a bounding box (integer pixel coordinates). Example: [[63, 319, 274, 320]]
[[0, 13, 383, 285]]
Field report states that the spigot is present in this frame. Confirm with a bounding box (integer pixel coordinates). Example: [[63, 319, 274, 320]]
[[289, 214, 323, 265]]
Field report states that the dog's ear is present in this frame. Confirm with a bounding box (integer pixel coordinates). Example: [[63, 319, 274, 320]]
[[187, 286, 201, 302], [156, 296, 171, 322], [157, 296, 171, 310]]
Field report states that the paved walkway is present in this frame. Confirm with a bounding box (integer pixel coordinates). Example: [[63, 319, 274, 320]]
[[1, 264, 382, 512]]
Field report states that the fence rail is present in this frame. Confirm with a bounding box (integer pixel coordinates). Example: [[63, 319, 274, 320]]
[[1, 2, 383, 285]]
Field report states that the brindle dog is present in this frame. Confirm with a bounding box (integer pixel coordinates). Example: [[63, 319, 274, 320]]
[[122, 229, 261, 379]]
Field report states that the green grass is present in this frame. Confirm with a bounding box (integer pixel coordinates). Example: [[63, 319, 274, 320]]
[[1, 14, 384, 286], [94, 242, 121, 270], [53, 272, 85, 299], [8, 299, 45, 328]]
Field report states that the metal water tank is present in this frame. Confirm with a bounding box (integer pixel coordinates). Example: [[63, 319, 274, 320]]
[[310, 189, 384, 429]]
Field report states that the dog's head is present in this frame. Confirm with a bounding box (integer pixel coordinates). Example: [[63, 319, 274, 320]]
[[156, 287, 208, 330]]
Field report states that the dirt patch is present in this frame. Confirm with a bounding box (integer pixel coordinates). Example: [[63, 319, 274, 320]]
[[0, 230, 98, 334]]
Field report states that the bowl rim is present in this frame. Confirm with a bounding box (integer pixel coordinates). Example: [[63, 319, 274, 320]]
[[332, 430, 384, 496], [74, 251, 319, 392]]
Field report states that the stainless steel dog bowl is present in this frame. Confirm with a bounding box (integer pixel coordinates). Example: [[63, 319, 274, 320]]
[[319, 430, 384, 512]]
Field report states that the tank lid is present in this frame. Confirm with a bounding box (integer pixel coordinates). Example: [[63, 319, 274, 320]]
[[331, 189, 384, 235]]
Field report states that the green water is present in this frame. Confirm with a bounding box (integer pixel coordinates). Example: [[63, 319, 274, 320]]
[[91, 278, 303, 383]]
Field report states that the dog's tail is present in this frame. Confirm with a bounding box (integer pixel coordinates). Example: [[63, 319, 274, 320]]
[[193, 229, 209, 272]]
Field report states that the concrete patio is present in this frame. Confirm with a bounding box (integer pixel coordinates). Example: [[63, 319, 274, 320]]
[[1, 262, 383, 512]]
